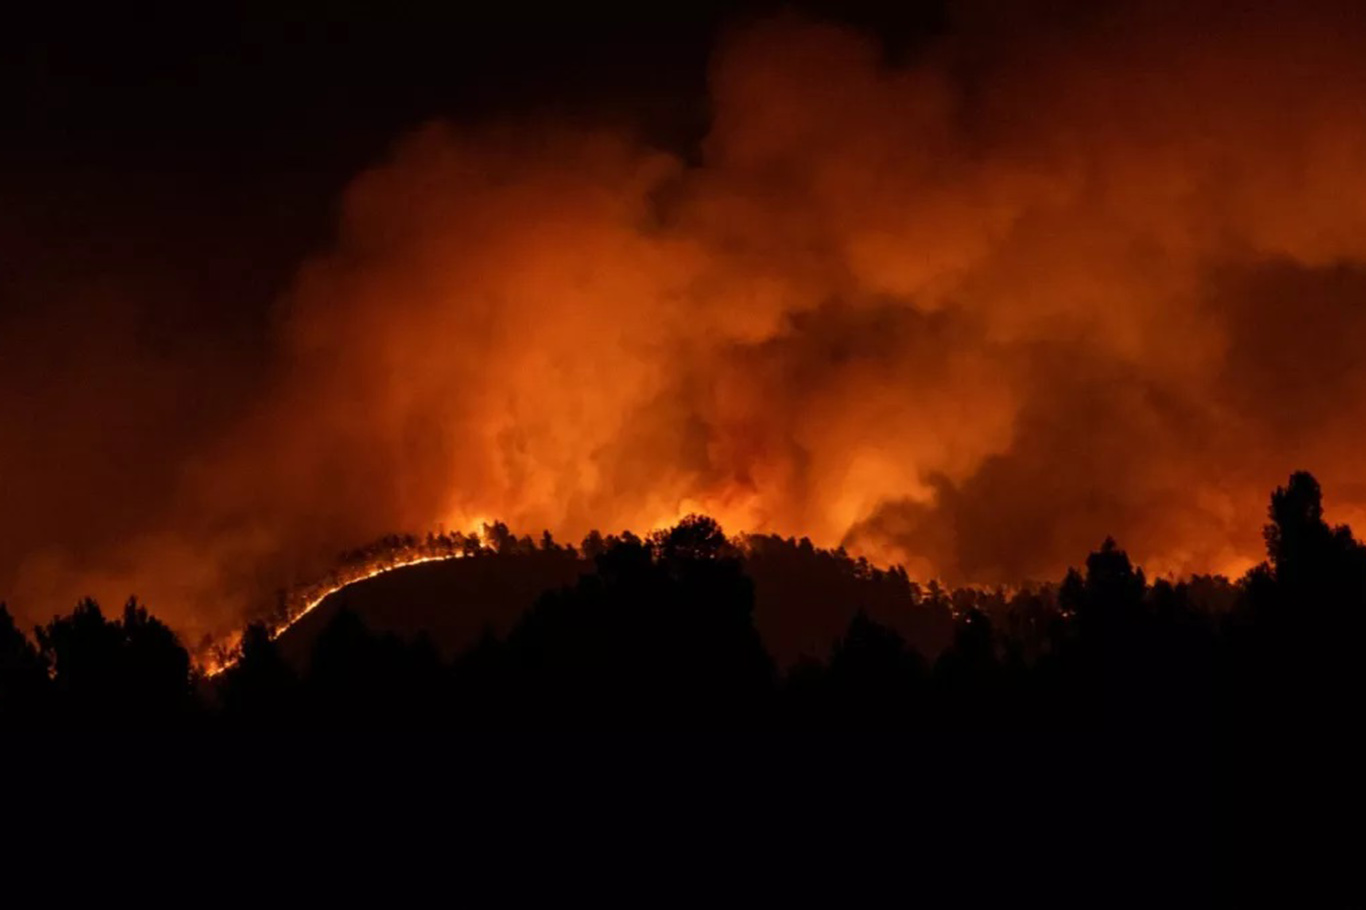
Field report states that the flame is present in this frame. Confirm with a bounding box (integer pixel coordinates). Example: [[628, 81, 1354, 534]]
[[9, 5, 1366, 643], [202, 531, 491, 676]]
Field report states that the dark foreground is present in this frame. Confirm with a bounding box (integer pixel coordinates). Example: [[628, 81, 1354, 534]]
[[2, 472, 1359, 900]]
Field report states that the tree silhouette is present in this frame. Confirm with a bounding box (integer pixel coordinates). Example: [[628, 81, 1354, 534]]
[[2, 470, 1363, 757], [934, 609, 1005, 728], [823, 610, 927, 729], [0, 603, 50, 723], [35, 597, 193, 726], [305, 608, 443, 728], [650, 513, 730, 562], [220, 623, 300, 728], [120, 597, 195, 720], [1264, 471, 1330, 585], [499, 521, 773, 728], [1082, 537, 1147, 626]]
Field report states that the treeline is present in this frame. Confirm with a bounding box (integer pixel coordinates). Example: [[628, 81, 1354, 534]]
[[239, 522, 561, 651], [1, 471, 1361, 730]]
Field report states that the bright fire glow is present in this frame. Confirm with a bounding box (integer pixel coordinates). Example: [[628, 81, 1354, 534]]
[[8, 6, 1366, 647], [202, 531, 492, 676]]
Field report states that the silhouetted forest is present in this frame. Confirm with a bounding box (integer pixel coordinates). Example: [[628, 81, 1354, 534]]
[[1, 471, 1360, 735]]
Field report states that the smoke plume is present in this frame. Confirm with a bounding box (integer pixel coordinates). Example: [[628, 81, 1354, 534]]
[[6, 0, 1366, 642]]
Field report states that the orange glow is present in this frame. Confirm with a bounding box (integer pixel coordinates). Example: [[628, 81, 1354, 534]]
[[202, 526, 496, 674], [201, 551, 475, 676], [7, 4, 1366, 648]]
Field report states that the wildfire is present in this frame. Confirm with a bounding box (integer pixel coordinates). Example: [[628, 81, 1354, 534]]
[[11, 6, 1366, 642], [202, 527, 493, 677]]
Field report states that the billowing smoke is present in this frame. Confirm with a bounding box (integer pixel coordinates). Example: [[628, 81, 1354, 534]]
[[7, 0, 1366, 642]]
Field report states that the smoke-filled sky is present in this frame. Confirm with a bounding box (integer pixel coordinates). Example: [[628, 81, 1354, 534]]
[[5, 0, 1366, 642]]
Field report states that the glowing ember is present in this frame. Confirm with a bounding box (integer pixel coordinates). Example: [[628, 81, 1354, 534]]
[[202, 528, 493, 676]]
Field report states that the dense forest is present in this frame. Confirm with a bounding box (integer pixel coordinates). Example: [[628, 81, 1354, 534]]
[[0, 471, 1360, 733]]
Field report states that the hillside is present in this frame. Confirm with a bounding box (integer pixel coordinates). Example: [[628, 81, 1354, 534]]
[[275, 548, 584, 669], [274, 534, 962, 672]]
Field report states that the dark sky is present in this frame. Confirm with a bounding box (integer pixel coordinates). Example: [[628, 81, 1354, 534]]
[[0, 2, 945, 352]]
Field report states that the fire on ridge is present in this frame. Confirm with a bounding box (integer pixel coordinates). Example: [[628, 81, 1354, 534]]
[[6, 4, 1366, 648]]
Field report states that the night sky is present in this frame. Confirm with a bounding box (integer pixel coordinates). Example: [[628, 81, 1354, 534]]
[[1, 2, 943, 351], [7, 1, 1366, 643]]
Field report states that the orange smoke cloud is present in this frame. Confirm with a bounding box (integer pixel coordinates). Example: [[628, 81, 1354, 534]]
[[6, 1, 1366, 642]]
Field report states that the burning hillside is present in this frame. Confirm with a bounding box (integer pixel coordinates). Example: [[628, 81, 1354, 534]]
[[5, 2, 1366, 647]]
